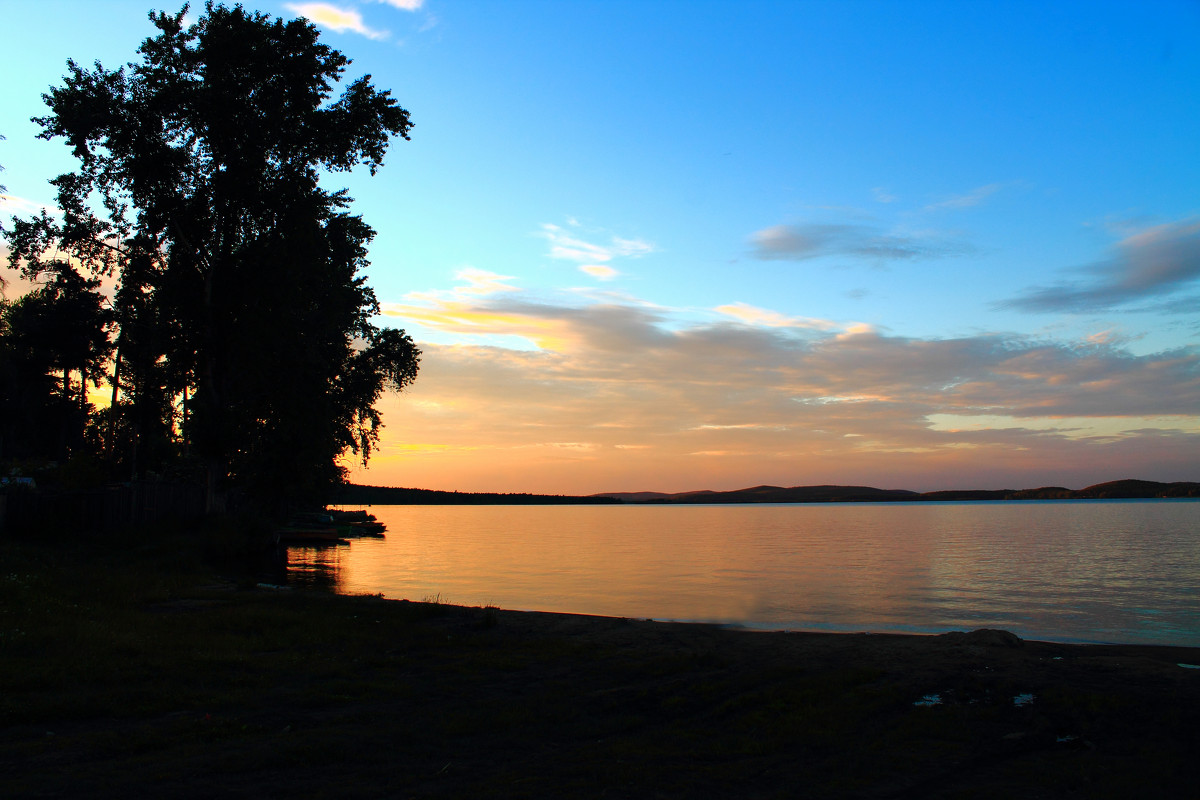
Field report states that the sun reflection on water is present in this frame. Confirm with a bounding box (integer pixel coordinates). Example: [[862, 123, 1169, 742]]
[[306, 501, 1200, 645]]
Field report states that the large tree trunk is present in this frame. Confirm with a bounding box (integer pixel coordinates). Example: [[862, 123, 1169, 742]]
[[181, 384, 190, 458], [107, 344, 122, 457]]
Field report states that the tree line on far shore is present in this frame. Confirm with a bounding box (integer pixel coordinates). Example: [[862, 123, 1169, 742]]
[[1, 5, 419, 516], [593, 478, 1200, 504], [336, 478, 1198, 506]]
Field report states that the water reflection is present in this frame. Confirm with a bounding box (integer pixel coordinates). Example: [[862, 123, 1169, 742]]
[[306, 501, 1200, 645], [284, 543, 346, 591]]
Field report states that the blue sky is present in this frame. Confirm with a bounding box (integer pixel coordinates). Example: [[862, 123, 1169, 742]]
[[2, 1, 1199, 493]]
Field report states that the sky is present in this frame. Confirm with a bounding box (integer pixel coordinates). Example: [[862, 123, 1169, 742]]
[[2, 0, 1199, 494]]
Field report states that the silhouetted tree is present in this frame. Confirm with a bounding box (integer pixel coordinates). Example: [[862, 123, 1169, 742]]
[[0, 263, 112, 461], [4, 218, 179, 479], [14, 3, 420, 510], [0, 296, 64, 460]]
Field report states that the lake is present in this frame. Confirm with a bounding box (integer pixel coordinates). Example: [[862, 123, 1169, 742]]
[[288, 500, 1200, 646]]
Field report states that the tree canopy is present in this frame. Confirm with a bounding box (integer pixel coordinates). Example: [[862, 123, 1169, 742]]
[[4, 3, 420, 511]]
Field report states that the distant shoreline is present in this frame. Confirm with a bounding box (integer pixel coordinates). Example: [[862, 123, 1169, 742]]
[[338, 478, 1200, 505]]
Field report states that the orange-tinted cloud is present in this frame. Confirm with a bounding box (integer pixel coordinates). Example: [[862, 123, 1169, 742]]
[[358, 281, 1200, 494], [284, 3, 388, 39]]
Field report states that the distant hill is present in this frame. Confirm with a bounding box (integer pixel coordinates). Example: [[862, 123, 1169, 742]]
[[338, 479, 1200, 505], [1074, 479, 1200, 499], [917, 489, 1015, 502], [338, 485, 620, 505], [593, 485, 920, 504], [592, 490, 716, 503], [593, 480, 1200, 504]]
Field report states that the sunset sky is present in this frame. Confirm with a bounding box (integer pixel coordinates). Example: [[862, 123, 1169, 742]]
[[2, 0, 1199, 494]]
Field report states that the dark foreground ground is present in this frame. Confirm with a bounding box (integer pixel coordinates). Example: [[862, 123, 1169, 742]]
[[2, 535, 1198, 799]]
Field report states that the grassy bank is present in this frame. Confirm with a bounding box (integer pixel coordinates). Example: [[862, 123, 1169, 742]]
[[3, 528, 1198, 798]]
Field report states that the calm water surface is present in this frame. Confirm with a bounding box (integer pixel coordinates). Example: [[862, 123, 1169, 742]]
[[289, 501, 1200, 646]]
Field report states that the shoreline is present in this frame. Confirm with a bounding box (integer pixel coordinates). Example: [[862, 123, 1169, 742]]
[[426, 598, 1200, 654], [447, 608, 1200, 650]]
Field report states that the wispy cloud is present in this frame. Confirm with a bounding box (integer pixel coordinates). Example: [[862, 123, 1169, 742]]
[[373, 0, 437, 36], [714, 302, 837, 331], [872, 187, 897, 203], [540, 222, 655, 280], [1002, 217, 1200, 313], [923, 182, 1006, 212], [580, 265, 619, 281], [402, 267, 518, 301], [0, 193, 60, 218], [748, 223, 970, 263], [285, 3, 388, 39], [448, 267, 518, 296]]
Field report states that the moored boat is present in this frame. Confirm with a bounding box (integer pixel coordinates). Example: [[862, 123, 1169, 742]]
[[276, 509, 386, 543], [342, 519, 387, 536]]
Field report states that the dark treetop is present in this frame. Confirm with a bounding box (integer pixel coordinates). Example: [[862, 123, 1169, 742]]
[[5, 4, 419, 511]]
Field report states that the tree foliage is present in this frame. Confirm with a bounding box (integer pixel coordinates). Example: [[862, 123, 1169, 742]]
[[5, 3, 420, 509], [0, 262, 112, 462]]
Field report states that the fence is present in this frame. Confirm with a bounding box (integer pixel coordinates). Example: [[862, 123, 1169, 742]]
[[0, 481, 207, 535]]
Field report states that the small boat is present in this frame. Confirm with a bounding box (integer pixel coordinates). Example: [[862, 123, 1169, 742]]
[[326, 508, 387, 537], [342, 519, 387, 536], [276, 509, 386, 543], [274, 525, 346, 544], [330, 509, 377, 523]]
